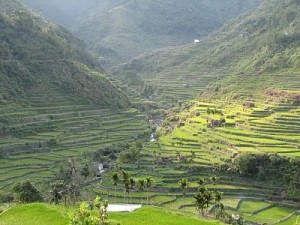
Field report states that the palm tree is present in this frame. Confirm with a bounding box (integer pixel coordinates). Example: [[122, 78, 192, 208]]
[[210, 175, 217, 185], [145, 176, 154, 205], [194, 192, 206, 218], [112, 172, 119, 203], [124, 181, 130, 203], [137, 179, 145, 204], [129, 177, 136, 189], [214, 191, 224, 219], [214, 191, 223, 203], [197, 178, 205, 187], [217, 203, 225, 219], [210, 175, 218, 192], [178, 178, 189, 204], [121, 171, 129, 203], [204, 191, 213, 218], [129, 177, 136, 203]]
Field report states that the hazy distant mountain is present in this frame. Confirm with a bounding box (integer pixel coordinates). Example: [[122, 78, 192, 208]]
[[118, 0, 300, 76], [21, 0, 262, 67]]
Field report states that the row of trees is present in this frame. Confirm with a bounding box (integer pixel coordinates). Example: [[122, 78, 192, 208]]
[[112, 171, 154, 204]]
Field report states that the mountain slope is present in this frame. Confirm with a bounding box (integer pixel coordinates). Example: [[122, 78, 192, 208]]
[[21, 0, 262, 67], [118, 0, 300, 76], [0, 0, 150, 194], [0, 0, 129, 107], [116, 0, 300, 101]]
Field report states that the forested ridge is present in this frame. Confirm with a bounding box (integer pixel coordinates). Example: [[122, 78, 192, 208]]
[[0, 0, 129, 107]]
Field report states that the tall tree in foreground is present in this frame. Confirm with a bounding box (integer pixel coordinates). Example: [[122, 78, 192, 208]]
[[179, 178, 189, 205], [112, 171, 119, 203], [137, 179, 145, 204], [214, 191, 225, 219], [129, 177, 136, 203], [194, 183, 214, 219], [146, 176, 154, 205], [121, 170, 130, 203]]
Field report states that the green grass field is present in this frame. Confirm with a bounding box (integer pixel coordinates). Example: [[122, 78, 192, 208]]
[[0, 203, 224, 225], [0, 204, 68, 225]]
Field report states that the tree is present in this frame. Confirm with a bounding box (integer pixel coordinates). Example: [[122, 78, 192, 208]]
[[124, 181, 130, 203], [210, 175, 218, 192], [112, 171, 119, 203], [197, 178, 205, 186], [213, 190, 225, 219], [194, 192, 206, 218], [204, 191, 213, 210], [80, 164, 90, 179], [129, 177, 136, 189], [191, 151, 196, 162], [179, 178, 189, 204], [128, 177, 136, 203], [194, 185, 213, 219], [50, 181, 64, 205], [13, 181, 43, 203], [137, 179, 145, 204], [68, 182, 80, 206], [146, 176, 154, 205], [121, 170, 130, 203]]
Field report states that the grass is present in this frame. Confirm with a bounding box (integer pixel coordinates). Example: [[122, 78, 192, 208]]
[[244, 206, 297, 223], [110, 207, 223, 225], [0, 203, 224, 225], [0, 204, 68, 225], [238, 200, 271, 213], [278, 212, 300, 225]]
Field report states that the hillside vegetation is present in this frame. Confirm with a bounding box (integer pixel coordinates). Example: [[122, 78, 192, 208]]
[[0, 0, 150, 195], [0, 0, 129, 107], [117, 0, 300, 94], [22, 0, 262, 67]]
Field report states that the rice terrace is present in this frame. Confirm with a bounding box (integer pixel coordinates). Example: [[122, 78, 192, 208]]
[[0, 0, 300, 224]]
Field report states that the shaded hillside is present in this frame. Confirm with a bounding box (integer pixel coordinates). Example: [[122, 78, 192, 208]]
[[0, 0, 129, 108], [21, 0, 262, 67], [0, 0, 149, 194]]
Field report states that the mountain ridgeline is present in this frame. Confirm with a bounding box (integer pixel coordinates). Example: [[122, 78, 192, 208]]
[[115, 0, 300, 101], [0, 0, 129, 108], [21, 0, 262, 68], [118, 0, 300, 76]]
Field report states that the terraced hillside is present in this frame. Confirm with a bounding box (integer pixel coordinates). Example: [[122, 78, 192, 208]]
[[89, 89, 300, 224], [0, 0, 151, 196], [0, 82, 149, 193], [116, 0, 300, 88], [141, 72, 226, 105]]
